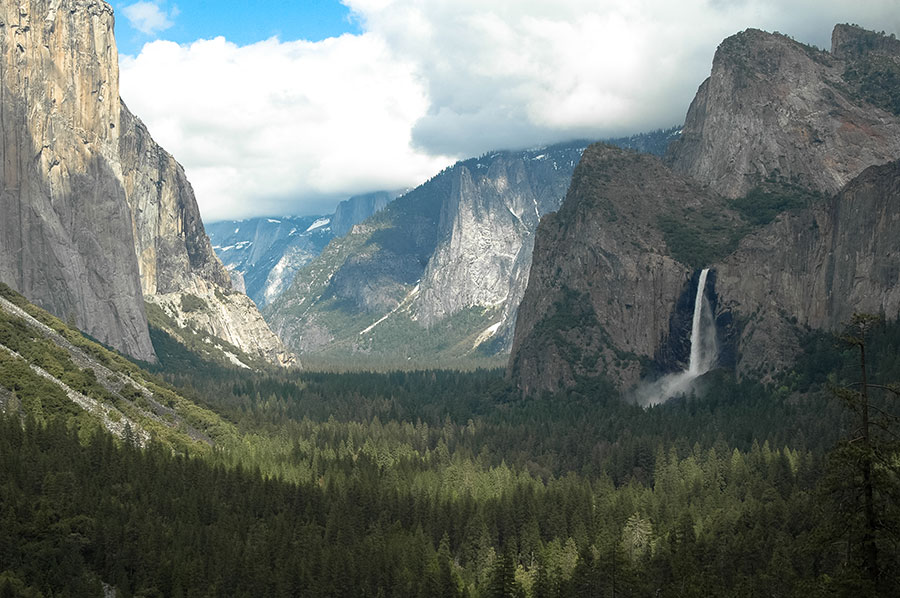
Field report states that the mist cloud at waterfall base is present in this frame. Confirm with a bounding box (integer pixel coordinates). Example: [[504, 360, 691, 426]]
[[631, 268, 718, 408], [631, 370, 704, 408]]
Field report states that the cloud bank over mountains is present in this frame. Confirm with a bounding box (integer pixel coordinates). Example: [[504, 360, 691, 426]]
[[118, 0, 900, 221]]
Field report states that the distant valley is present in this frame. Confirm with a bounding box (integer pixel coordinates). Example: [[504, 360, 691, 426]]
[[207, 191, 394, 308], [213, 128, 680, 369]]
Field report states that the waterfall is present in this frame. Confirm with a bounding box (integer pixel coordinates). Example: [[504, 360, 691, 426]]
[[634, 268, 717, 406], [688, 268, 710, 376]]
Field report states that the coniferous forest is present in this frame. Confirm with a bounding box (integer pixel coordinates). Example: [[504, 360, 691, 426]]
[[2, 2, 900, 595], [1, 296, 899, 597]]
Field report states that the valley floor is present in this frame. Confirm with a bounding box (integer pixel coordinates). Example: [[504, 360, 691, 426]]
[[1, 286, 899, 597]]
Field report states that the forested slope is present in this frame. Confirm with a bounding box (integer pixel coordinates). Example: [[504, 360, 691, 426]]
[[2, 281, 899, 596]]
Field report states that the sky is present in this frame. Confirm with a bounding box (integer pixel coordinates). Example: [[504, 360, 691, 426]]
[[113, 1, 900, 222]]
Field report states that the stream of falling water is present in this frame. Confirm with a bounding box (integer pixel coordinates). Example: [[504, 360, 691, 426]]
[[635, 268, 716, 406], [688, 268, 710, 376]]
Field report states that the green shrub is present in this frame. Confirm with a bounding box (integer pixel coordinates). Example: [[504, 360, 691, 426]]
[[180, 294, 208, 313]]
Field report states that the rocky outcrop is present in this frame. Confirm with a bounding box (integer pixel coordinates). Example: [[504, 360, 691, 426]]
[[508, 145, 713, 395], [666, 27, 900, 198], [0, 0, 291, 365], [716, 159, 900, 379], [266, 144, 586, 365], [831, 23, 900, 62], [147, 279, 296, 367], [331, 191, 392, 237]]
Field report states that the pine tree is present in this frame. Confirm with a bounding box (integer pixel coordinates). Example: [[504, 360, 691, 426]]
[[487, 550, 523, 598], [826, 314, 900, 593]]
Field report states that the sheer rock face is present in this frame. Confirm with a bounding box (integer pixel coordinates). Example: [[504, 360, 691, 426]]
[[331, 192, 392, 238], [414, 152, 575, 343], [0, 0, 291, 365], [118, 106, 231, 297], [508, 145, 700, 395], [0, 0, 155, 360], [266, 145, 583, 362], [118, 106, 294, 366], [717, 159, 900, 379], [667, 25, 900, 380], [666, 27, 900, 198]]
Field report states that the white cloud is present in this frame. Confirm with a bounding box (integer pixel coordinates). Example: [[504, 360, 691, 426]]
[[119, 0, 900, 220], [120, 35, 451, 221], [345, 0, 900, 155], [122, 1, 176, 35]]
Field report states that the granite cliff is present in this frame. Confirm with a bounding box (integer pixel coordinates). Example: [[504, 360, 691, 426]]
[[667, 26, 900, 198], [508, 145, 729, 394], [0, 0, 154, 360], [331, 191, 392, 238], [0, 0, 291, 366], [716, 158, 900, 379], [265, 143, 587, 366], [510, 25, 900, 395]]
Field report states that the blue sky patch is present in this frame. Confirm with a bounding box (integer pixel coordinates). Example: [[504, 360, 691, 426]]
[[112, 0, 361, 56]]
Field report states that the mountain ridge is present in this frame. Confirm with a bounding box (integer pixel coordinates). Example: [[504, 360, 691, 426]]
[[207, 191, 394, 308], [263, 129, 681, 368], [509, 24, 900, 395], [265, 142, 588, 366]]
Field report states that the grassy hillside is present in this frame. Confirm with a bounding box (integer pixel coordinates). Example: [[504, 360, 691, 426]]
[[0, 283, 238, 453]]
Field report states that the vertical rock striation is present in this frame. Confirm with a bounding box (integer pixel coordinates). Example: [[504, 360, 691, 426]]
[[118, 105, 294, 366], [414, 149, 579, 346], [0, 0, 154, 360], [508, 145, 711, 394], [0, 0, 292, 365]]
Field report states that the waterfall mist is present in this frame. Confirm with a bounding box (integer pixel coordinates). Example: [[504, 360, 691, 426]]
[[634, 268, 717, 407]]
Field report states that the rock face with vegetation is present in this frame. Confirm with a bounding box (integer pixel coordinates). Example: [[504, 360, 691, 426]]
[[508, 145, 733, 394], [666, 26, 900, 198], [0, 0, 291, 366], [265, 144, 586, 366], [510, 25, 900, 395], [716, 158, 900, 379]]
